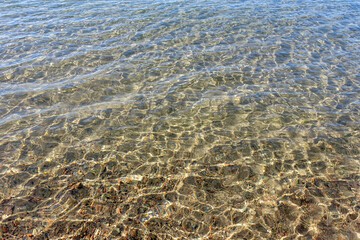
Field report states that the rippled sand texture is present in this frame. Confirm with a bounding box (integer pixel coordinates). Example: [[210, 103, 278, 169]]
[[1, 0, 360, 239]]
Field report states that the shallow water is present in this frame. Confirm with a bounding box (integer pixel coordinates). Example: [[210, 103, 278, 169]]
[[0, 0, 360, 239]]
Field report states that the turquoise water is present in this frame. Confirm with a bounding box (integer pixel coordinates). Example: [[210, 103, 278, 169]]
[[0, 0, 359, 239]]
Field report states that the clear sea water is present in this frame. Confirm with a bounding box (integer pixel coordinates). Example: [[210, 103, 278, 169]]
[[0, 0, 359, 239]]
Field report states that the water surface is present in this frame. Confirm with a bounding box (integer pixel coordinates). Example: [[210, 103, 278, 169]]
[[0, 0, 359, 239]]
